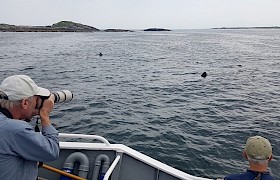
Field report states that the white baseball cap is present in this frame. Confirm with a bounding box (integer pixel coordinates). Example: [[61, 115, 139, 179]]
[[0, 75, 50, 101]]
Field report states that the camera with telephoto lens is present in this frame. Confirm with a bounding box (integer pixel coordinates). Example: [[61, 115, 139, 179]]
[[51, 90, 73, 103]]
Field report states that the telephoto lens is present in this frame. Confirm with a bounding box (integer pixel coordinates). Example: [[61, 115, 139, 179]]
[[52, 90, 73, 103]]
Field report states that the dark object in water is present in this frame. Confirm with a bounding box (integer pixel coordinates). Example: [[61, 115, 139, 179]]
[[99, 52, 103, 56], [201, 72, 207, 78]]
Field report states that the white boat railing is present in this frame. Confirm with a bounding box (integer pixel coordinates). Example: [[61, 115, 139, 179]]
[[103, 155, 121, 180], [58, 133, 212, 180], [59, 133, 121, 180], [59, 133, 111, 146]]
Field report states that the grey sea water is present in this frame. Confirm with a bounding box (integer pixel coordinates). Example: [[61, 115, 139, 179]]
[[0, 29, 280, 179]]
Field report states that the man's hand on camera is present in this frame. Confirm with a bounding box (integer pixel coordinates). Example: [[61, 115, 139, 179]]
[[39, 97, 54, 127]]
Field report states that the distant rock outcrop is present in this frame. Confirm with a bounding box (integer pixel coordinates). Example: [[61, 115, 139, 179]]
[[104, 29, 133, 32], [212, 26, 280, 29], [144, 28, 171, 31], [0, 21, 100, 32]]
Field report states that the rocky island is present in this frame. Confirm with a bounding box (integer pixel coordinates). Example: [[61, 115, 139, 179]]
[[104, 29, 133, 32], [144, 28, 171, 31], [0, 21, 133, 32]]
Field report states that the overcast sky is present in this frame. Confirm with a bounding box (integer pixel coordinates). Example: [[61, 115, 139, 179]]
[[0, 0, 279, 29]]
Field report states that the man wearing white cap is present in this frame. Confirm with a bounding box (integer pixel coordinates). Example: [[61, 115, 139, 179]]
[[225, 136, 274, 180], [0, 75, 59, 180]]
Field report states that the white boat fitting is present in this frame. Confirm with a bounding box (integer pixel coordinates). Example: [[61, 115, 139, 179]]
[[38, 133, 213, 180]]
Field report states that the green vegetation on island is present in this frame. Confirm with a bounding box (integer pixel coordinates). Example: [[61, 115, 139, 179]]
[[51, 21, 99, 31]]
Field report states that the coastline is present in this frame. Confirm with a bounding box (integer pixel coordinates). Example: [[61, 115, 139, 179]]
[[0, 21, 172, 32], [212, 26, 280, 29], [0, 21, 133, 32]]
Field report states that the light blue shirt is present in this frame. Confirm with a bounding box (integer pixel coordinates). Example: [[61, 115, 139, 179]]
[[0, 113, 59, 180]]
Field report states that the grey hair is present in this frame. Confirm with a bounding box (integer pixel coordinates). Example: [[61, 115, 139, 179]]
[[0, 91, 34, 109], [248, 156, 269, 164], [0, 99, 22, 109]]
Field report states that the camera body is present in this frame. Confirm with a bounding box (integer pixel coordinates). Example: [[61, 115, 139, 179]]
[[52, 90, 73, 103]]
